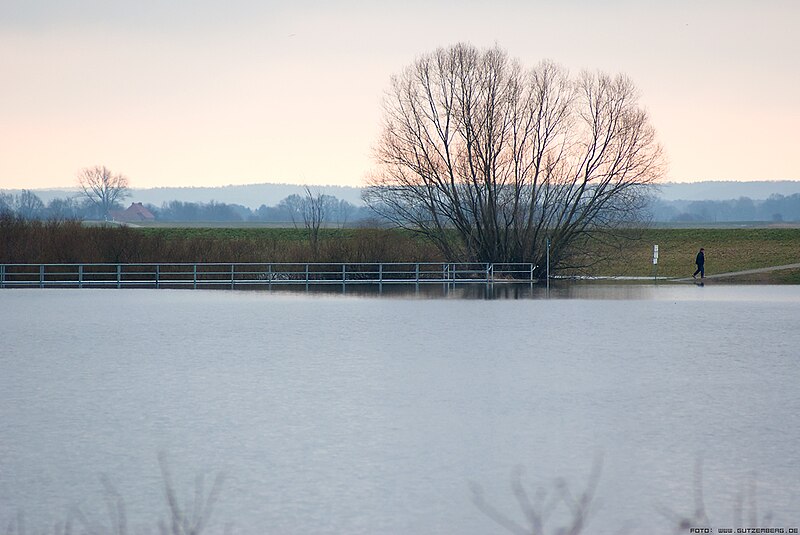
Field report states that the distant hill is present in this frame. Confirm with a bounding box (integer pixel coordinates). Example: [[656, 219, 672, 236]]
[[658, 180, 800, 201], [5, 180, 800, 208]]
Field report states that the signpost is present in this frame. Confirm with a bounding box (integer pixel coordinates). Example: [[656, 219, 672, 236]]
[[653, 244, 659, 281]]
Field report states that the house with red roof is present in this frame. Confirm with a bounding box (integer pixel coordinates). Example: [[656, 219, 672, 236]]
[[111, 202, 156, 223]]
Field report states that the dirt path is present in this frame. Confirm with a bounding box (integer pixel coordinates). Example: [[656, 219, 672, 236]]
[[673, 262, 800, 282]]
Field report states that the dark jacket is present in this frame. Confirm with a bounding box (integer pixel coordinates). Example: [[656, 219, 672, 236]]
[[695, 251, 705, 266]]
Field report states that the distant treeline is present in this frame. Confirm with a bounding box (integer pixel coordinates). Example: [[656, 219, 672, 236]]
[[0, 190, 373, 224], [5, 189, 800, 224], [649, 194, 800, 223], [158, 195, 373, 224]]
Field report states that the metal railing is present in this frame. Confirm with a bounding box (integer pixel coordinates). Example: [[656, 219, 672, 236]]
[[0, 262, 537, 290]]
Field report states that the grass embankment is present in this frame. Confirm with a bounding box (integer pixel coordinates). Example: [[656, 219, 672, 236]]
[[2, 217, 798, 282], [588, 228, 800, 283]]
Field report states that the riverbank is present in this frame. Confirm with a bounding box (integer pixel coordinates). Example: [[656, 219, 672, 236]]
[[2, 218, 798, 283]]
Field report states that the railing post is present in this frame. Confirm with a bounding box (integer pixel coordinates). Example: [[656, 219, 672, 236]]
[[231, 264, 235, 290], [78, 265, 83, 288], [379, 263, 383, 292], [156, 265, 160, 289], [415, 263, 420, 292], [546, 238, 550, 293], [0, 264, 5, 288], [39, 265, 45, 288], [268, 263, 272, 290], [116, 264, 121, 289], [342, 264, 346, 293], [193, 264, 197, 289], [305, 264, 309, 291]]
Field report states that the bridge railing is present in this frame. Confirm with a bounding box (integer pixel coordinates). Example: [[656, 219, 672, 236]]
[[0, 262, 537, 289]]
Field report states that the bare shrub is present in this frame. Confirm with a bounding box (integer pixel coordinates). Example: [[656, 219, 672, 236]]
[[0, 220, 442, 265]]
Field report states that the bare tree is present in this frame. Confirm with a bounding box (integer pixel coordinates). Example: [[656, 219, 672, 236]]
[[277, 193, 305, 228], [335, 199, 354, 228], [47, 196, 81, 220], [0, 192, 13, 215], [364, 43, 664, 273], [15, 189, 45, 219], [302, 187, 339, 256], [77, 165, 130, 220]]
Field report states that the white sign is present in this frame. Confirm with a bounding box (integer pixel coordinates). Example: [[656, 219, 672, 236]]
[[653, 244, 659, 265]]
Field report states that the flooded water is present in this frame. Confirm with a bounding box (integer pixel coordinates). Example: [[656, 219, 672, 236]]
[[1, 285, 799, 534]]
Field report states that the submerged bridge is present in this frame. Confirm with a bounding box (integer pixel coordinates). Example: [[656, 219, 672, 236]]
[[672, 262, 800, 282], [0, 262, 537, 290]]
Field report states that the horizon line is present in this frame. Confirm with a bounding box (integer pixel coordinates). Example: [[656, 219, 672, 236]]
[[4, 178, 800, 192]]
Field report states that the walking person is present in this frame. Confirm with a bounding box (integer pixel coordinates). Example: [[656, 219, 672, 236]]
[[693, 248, 705, 279]]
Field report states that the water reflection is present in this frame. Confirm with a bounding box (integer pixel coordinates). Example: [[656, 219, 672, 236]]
[[2, 287, 799, 533], [240, 281, 800, 301]]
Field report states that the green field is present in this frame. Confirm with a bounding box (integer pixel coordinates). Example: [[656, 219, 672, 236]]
[[585, 228, 800, 283]]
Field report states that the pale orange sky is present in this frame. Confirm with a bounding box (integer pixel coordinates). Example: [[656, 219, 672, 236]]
[[1, 0, 798, 190]]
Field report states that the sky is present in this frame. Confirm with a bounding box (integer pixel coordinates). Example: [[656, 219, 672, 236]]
[[1, 0, 798, 190]]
